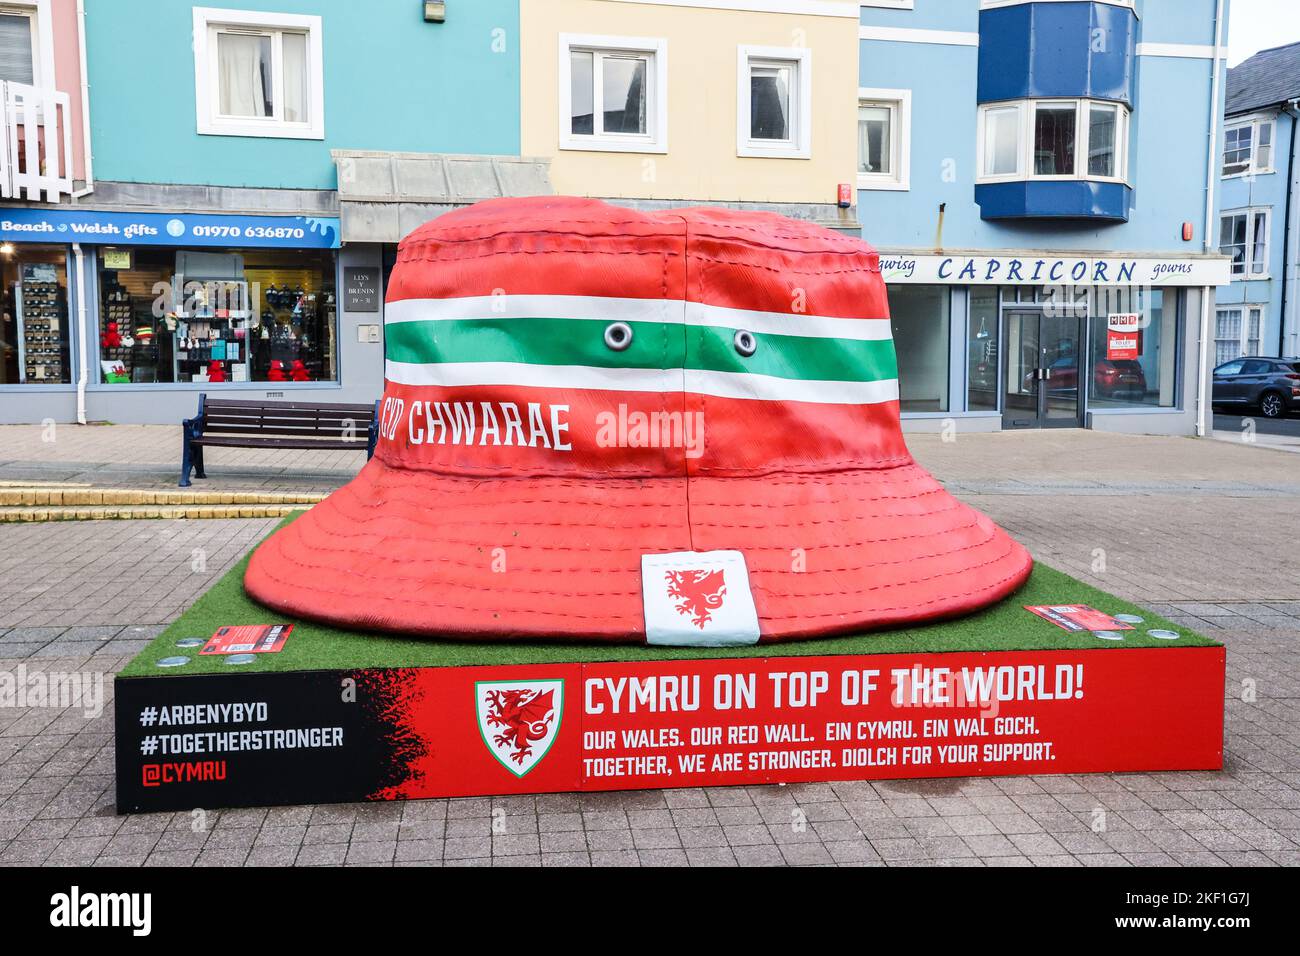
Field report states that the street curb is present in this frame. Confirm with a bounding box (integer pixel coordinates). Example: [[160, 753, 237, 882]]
[[0, 489, 328, 507], [0, 503, 312, 522]]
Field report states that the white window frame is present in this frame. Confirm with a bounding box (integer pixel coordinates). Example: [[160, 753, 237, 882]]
[[193, 7, 325, 140], [0, 0, 55, 90], [977, 101, 1025, 180], [558, 33, 667, 154], [857, 87, 910, 191], [1214, 305, 1266, 364], [1222, 114, 1276, 178], [976, 98, 1129, 184], [1219, 207, 1271, 279], [737, 45, 812, 160], [982, 0, 1135, 10]]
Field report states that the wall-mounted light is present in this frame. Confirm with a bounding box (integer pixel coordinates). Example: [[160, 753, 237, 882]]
[[0, 242, 14, 256], [423, 1, 446, 22]]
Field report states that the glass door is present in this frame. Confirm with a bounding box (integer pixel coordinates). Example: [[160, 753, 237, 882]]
[[1002, 309, 1084, 428], [1002, 310, 1041, 428], [1039, 309, 1083, 426]]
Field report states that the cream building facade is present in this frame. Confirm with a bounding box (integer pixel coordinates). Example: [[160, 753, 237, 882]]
[[520, 0, 861, 229]]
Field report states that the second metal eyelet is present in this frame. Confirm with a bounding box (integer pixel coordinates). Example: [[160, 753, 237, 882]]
[[604, 321, 633, 351], [733, 329, 757, 357]]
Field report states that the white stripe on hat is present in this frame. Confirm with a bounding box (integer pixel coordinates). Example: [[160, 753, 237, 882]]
[[385, 360, 900, 406], [384, 295, 892, 342]]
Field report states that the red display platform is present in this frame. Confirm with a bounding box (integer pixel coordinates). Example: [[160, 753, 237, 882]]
[[115, 645, 1224, 812]]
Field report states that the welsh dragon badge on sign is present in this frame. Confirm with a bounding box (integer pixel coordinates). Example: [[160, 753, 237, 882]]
[[475, 679, 564, 777]]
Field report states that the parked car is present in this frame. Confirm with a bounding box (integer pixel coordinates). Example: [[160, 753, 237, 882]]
[[1212, 357, 1300, 418], [1022, 356, 1148, 399], [1094, 359, 1147, 399]]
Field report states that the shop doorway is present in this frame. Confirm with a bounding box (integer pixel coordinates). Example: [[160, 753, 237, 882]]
[[1002, 308, 1085, 428]]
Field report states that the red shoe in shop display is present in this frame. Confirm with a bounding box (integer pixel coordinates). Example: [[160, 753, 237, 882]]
[[206, 361, 226, 383], [289, 359, 311, 382], [267, 361, 287, 382]]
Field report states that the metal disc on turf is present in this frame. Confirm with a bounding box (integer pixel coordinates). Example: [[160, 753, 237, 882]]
[[1113, 614, 1144, 624], [175, 637, 204, 648], [225, 654, 257, 665], [156, 656, 190, 667], [1093, 631, 1125, 641], [1148, 629, 1180, 640]]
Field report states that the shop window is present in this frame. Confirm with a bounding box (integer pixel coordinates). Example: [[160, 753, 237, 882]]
[[1220, 209, 1270, 278], [889, 285, 950, 413], [193, 8, 324, 139], [1222, 117, 1274, 177], [1087, 288, 1176, 409], [967, 288, 999, 412], [978, 98, 1128, 183], [560, 34, 667, 153], [0, 243, 69, 385], [96, 247, 337, 385], [858, 89, 910, 191], [738, 45, 811, 159]]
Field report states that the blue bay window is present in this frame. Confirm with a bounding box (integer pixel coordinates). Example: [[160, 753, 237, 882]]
[[975, 1, 1137, 221]]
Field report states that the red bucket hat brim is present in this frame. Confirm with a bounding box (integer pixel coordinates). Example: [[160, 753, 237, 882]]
[[244, 457, 1032, 643]]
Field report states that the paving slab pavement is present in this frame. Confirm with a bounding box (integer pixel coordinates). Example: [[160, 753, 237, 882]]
[[0, 426, 1296, 866]]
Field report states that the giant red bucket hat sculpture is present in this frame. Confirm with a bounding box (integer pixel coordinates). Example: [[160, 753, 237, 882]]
[[245, 197, 1032, 646]]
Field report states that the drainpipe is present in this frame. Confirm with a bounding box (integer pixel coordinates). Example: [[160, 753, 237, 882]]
[[73, 243, 88, 424], [1278, 99, 1299, 357], [1196, 0, 1226, 437], [71, 0, 94, 198]]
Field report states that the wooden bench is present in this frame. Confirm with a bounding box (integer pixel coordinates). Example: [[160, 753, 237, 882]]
[[180, 394, 380, 487]]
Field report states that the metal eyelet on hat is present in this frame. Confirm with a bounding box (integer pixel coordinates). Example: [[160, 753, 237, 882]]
[[604, 321, 633, 351], [734, 329, 757, 357]]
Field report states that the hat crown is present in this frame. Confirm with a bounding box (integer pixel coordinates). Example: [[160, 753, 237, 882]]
[[376, 198, 908, 478]]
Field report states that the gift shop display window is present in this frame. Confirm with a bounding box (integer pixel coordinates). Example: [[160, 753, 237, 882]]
[[96, 247, 337, 385], [0, 244, 71, 386]]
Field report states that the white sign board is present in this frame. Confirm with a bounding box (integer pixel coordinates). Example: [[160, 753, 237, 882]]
[[878, 253, 1232, 287]]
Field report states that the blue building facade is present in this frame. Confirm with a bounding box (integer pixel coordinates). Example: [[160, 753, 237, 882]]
[[858, 0, 1231, 435], [1216, 41, 1300, 366], [0, 0, 535, 424]]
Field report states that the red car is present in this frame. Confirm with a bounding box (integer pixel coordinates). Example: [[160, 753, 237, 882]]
[[1027, 357, 1147, 399], [1093, 359, 1147, 398]]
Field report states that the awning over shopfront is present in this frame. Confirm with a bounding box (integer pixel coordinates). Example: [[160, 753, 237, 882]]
[[332, 150, 553, 244]]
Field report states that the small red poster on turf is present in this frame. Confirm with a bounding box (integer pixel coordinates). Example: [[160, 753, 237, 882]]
[[200, 623, 293, 655], [1024, 605, 1134, 632]]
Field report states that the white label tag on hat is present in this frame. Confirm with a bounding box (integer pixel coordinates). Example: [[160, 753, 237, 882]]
[[641, 550, 760, 647]]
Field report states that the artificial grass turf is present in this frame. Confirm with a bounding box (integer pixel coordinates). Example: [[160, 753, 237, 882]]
[[120, 516, 1219, 678]]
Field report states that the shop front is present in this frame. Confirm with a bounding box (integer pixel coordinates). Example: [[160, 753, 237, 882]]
[[0, 207, 386, 425], [878, 252, 1232, 436]]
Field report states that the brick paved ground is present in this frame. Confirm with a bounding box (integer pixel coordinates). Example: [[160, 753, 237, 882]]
[[0, 426, 1297, 866], [0, 422, 365, 493]]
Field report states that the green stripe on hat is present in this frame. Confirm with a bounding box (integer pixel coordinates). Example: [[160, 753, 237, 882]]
[[384, 318, 899, 384]]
